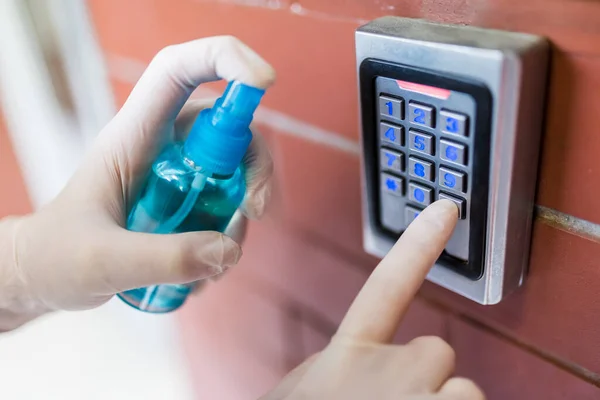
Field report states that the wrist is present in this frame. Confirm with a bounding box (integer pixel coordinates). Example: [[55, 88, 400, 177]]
[[0, 215, 50, 332]]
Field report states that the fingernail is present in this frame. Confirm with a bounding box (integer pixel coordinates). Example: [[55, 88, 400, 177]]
[[427, 199, 459, 228], [221, 235, 243, 265], [198, 233, 242, 270], [435, 199, 459, 218]]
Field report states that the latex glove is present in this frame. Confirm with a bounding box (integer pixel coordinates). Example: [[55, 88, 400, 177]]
[[261, 200, 486, 400], [0, 36, 275, 330]]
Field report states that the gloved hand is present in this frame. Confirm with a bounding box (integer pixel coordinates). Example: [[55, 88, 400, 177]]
[[0, 36, 275, 330], [260, 200, 486, 400]]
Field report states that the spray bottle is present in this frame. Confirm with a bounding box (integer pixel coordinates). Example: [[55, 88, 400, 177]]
[[117, 81, 264, 313]]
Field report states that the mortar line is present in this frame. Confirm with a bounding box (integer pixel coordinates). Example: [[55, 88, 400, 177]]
[[535, 205, 600, 243], [419, 294, 600, 388], [106, 54, 600, 241]]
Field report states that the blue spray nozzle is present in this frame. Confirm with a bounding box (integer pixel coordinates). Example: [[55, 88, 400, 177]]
[[183, 81, 265, 175], [212, 81, 264, 126]]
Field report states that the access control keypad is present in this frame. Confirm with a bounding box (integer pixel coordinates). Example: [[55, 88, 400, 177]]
[[376, 76, 475, 262]]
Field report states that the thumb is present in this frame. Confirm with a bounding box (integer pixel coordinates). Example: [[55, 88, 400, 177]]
[[92, 229, 242, 293]]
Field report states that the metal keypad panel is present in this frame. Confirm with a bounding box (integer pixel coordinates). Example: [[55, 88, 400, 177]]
[[376, 76, 475, 263]]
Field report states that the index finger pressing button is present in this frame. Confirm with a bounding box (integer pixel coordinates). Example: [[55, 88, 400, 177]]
[[334, 200, 459, 343]]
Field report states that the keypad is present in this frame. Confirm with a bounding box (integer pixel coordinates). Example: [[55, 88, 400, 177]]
[[376, 81, 471, 235]]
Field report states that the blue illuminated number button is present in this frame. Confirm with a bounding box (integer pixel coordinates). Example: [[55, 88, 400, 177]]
[[408, 102, 434, 128], [440, 139, 467, 166], [439, 167, 466, 193], [408, 130, 434, 155], [380, 122, 403, 146], [408, 182, 433, 206], [380, 149, 404, 173], [379, 95, 404, 121], [440, 110, 468, 137], [381, 173, 404, 197], [405, 205, 423, 228], [408, 156, 433, 182]]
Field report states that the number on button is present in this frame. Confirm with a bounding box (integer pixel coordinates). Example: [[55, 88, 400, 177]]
[[385, 127, 396, 142], [385, 101, 393, 116], [386, 178, 398, 191], [445, 145, 458, 161], [414, 135, 426, 151], [385, 153, 395, 167], [414, 163, 425, 178], [445, 117, 459, 134], [443, 172, 456, 188], [413, 108, 426, 124], [413, 187, 425, 203]]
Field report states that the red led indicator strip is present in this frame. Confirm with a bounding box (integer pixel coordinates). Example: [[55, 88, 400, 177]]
[[396, 80, 451, 100]]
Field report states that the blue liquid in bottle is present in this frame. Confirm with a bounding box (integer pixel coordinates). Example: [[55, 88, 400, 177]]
[[117, 81, 264, 313]]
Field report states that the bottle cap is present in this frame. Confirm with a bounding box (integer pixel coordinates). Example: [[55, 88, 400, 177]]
[[183, 81, 264, 175]]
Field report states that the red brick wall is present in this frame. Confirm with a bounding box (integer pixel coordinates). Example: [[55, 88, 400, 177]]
[[86, 1, 600, 398], [0, 110, 31, 217]]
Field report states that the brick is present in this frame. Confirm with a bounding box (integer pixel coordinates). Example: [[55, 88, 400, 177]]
[[0, 109, 31, 216], [109, 79, 131, 108], [177, 268, 301, 371], [421, 222, 600, 374], [99, 1, 600, 223], [271, 131, 366, 258], [394, 299, 448, 344], [298, 316, 332, 358], [295, 0, 600, 56], [236, 220, 449, 342], [296, 297, 449, 358], [175, 317, 288, 400], [292, 0, 419, 21], [536, 53, 600, 224], [450, 318, 599, 400], [237, 220, 370, 326], [89, 0, 362, 141], [175, 277, 294, 399]]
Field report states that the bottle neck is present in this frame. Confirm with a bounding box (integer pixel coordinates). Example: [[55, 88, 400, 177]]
[[181, 150, 235, 180]]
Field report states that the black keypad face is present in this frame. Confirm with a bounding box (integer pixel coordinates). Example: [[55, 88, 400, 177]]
[[376, 76, 474, 263]]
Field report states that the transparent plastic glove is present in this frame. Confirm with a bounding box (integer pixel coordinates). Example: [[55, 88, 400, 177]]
[[0, 36, 275, 329], [261, 200, 486, 400]]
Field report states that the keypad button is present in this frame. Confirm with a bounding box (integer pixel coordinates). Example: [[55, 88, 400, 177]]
[[380, 149, 404, 173], [439, 167, 466, 193], [408, 102, 435, 128], [440, 139, 467, 166], [408, 156, 434, 182], [439, 192, 466, 219], [440, 110, 468, 137], [380, 122, 403, 147], [405, 205, 423, 228], [408, 129, 434, 155], [408, 182, 433, 206], [381, 173, 404, 196], [379, 96, 404, 121]]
